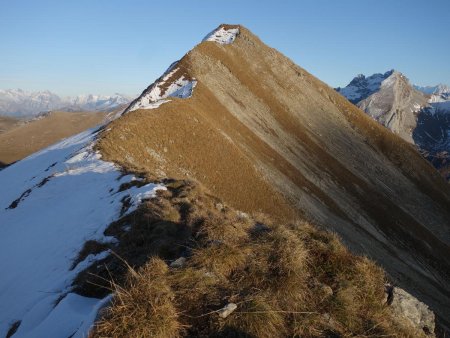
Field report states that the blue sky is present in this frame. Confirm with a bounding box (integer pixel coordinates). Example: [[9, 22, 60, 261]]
[[1, 0, 449, 96]]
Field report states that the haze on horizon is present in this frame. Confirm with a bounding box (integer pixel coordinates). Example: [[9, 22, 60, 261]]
[[1, 0, 449, 97]]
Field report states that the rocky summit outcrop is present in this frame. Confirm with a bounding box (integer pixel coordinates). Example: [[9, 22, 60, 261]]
[[98, 24, 450, 329]]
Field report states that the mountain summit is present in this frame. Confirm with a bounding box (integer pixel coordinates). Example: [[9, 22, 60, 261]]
[[0, 24, 449, 336], [356, 71, 428, 143], [100, 24, 450, 328]]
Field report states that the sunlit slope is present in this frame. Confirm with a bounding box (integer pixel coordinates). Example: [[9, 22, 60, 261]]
[[98, 25, 450, 325]]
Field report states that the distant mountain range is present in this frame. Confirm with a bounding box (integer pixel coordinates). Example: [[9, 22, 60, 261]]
[[0, 89, 132, 117], [337, 71, 450, 180]]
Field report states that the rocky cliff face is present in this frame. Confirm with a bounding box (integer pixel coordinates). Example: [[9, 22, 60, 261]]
[[357, 71, 428, 143], [339, 72, 450, 181], [98, 24, 450, 328]]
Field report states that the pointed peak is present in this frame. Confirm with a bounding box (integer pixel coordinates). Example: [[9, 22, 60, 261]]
[[203, 24, 240, 45]]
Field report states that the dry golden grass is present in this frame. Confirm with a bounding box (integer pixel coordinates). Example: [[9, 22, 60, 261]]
[[86, 179, 424, 338], [0, 111, 106, 164], [91, 23, 449, 334], [0, 116, 21, 134], [94, 257, 183, 338]]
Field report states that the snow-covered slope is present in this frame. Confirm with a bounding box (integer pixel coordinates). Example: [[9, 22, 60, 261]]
[[0, 89, 132, 117], [413, 83, 450, 179], [415, 83, 450, 114], [0, 24, 240, 337], [414, 84, 450, 98], [0, 126, 165, 337]]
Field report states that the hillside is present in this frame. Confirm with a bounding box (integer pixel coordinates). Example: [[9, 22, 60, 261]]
[[98, 24, 450, 329], [0, 111, 106, 165], [0, 116, 21, 134]]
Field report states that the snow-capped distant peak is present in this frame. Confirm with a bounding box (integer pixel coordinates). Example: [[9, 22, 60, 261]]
[[414, 84, 450, 96], [414, 83, 450, 114], [0, 90, 132, 117], [203, 25, 240, 45], [337, 70, 395, 103]]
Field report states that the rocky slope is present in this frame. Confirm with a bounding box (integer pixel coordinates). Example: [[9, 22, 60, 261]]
[[0, 89, 131, 117], [98, 24, 450, 329], [338, 72, 450, 180]]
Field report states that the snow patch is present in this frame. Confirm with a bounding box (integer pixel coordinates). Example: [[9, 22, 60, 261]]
[[203, 26, 240, 45], [124, 67, 197, 113], [0, 127, 165, 337], [121, 26, 240, 116]]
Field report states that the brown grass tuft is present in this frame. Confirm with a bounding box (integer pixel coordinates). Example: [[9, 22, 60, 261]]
[[93, 257, 182, 338], [81, 179, 427, 337]]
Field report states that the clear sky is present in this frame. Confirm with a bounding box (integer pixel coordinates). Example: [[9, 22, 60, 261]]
[[1, 0, 449, 97]]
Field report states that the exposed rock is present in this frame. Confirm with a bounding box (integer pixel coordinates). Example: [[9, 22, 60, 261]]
[[338, 71, 450, 181], [385, 285, 435, 337], [357, 71, 428, 144], [218, 303, 237, 318], [170, 257, 186, 269]]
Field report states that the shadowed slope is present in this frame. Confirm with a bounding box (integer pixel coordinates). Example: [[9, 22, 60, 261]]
[[91, 181, 426, 338], [98, 25, 450, 326]]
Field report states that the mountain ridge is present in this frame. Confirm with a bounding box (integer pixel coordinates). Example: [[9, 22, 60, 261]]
[[0, 89, 132, 117], [99, 24, 450, 329]]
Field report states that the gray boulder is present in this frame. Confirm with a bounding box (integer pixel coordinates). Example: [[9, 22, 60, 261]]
[[386, 285, 435, 336]]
